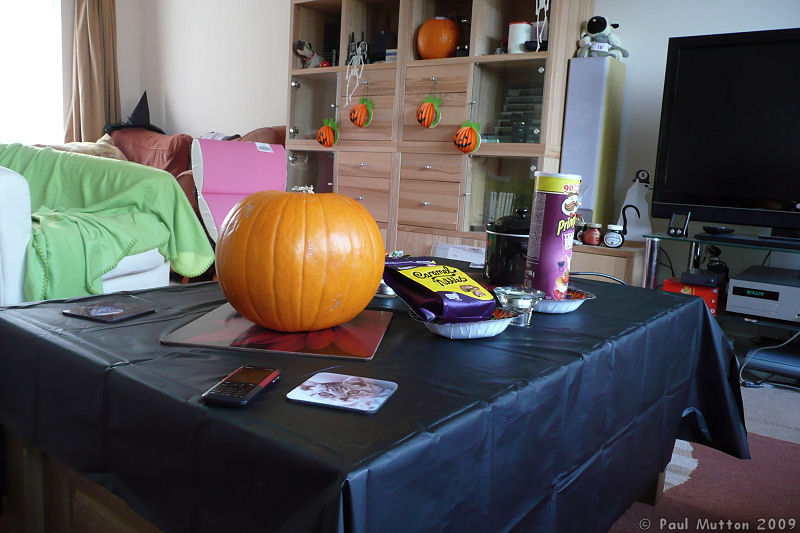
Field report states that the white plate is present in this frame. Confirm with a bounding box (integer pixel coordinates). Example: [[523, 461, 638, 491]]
[[410, 310, 519, 339], [533, 289, 596, 314]]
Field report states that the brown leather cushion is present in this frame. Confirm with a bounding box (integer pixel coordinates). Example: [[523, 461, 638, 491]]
[[237, 126, 285, 146], [110, 127, 192, 177]]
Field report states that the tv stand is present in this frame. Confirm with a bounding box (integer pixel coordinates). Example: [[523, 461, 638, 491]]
[[643, 232, 800, 380], [694, 232, 800, 251]]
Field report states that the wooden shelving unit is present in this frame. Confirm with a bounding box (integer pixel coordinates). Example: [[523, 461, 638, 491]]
[[287, 0, 595, 256]]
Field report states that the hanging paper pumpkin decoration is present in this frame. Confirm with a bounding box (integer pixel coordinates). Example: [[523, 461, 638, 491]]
[[316, 119, 338, 147], [416, 95, 442, 128], [454, 121, 481, 153], [349, 98, 374, 128], [215, 187, 385, 332]]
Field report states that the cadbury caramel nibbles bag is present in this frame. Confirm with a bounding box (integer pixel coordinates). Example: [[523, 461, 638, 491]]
[[383, 258, 496, 323]]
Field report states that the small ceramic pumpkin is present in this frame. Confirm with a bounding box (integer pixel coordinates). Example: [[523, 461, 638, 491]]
[[416, 95, 442, 128], [349, 98, 374, 128], [454, 121, 481, 153], [316, 119, 338, 147], [215, 187, 385, 332], [416, 17, 460, 60]]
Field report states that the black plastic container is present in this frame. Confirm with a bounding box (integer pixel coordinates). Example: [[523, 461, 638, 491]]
[[484, 207, 531, 286]]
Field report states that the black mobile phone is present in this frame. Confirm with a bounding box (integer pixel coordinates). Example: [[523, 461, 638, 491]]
[[202, 366, 281, 408]]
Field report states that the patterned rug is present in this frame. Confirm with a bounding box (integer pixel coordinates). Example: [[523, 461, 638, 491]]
[[663, 439, 698, 491]]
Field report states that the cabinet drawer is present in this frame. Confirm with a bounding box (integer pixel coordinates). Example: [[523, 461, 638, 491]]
[[339, 67, 397, 96], [402, 92, 468, 142], [405, 64, 469, 94], [398, 178, 460, 230], [338, 151, 393, 178], [338, 175, 390, 223], [401, 153, 462, 182], [338, 94, 394, 142]]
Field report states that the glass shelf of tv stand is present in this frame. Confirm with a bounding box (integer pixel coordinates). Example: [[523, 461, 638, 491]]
[[644, 232, 800, 253], [641, 232, 800, 290]]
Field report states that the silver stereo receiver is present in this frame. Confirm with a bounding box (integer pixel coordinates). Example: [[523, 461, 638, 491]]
[[726, 266, 800, 322]]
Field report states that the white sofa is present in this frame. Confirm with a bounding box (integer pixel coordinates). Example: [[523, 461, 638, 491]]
[[0, 165, 170, 306]]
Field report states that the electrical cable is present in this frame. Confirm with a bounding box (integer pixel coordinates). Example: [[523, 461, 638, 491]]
[[659, 248, 675, 277], [761, 251, 771, 266], [739, 329, 800, 386]]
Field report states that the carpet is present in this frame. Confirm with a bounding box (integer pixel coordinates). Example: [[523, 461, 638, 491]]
[[610, 433, 800, 532]]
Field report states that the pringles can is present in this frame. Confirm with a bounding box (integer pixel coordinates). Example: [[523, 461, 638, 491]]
[[523, 172, 581, 299]]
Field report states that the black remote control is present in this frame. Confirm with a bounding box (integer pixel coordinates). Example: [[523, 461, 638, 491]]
[[702, 225, 735, 235]]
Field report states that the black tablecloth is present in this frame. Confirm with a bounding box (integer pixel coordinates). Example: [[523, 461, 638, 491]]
[[0, 280, 749, 533]]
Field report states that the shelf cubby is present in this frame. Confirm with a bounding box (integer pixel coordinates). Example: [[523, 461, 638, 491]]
[[471, 57, 547, 144], [292, 0, 343, 68], [287, 149, 336, 192], [465, 155, 539, 232], [288, 72, 338, 141]]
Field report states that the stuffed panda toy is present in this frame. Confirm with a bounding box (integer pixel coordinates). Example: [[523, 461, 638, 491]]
[[577, 16, 629, 60]]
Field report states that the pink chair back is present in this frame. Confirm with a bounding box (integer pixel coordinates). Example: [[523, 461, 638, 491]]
[[191, 139, 287, 242]]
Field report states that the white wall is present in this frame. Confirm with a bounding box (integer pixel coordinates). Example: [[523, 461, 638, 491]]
[[117, 0, 289, 137], [594, 0, 800, 277]]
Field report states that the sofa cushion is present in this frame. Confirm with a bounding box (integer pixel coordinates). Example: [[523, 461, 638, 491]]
[[238, 126, 286, 146], [110, 127, 192, 177], [101, 248, 166, 280]]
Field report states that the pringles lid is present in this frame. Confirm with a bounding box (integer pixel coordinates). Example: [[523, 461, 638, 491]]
[[488, 207, 531, 236]]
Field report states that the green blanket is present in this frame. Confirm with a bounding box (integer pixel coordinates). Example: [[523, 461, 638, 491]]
[[0, 143, 214, 301]]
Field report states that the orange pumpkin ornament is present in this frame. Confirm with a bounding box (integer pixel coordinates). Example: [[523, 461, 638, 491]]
[[453, 121, 481, 153], [349, 98, 374, 128], [416, 95, 442, 128], [215, 187, 385, 332], [316, 119, 338, 147], [416, 17, 460, 60]]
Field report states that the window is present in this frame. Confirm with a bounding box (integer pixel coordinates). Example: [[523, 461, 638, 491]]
[[0, 0, 65, 145]]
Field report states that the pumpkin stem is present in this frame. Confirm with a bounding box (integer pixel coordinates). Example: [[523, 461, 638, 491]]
[[291, 185, 315, 194]]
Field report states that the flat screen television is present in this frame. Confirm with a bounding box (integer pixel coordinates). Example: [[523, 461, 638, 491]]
[[651, 28, 800, 231]]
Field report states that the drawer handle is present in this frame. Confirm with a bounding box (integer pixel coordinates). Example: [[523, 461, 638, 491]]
[[362, 80, 370, 85], [357, 195, 365, 201], [430, 76, 438, 82], [424, 165, 432, 170], [422, 201, 431, 207], [359, 162, 367, 167]]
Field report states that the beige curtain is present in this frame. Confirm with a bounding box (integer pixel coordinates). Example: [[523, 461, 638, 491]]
[[64, 0, 120, 142]]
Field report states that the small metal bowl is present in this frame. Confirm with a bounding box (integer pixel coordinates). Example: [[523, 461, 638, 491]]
[[375, 279, 396, 298]]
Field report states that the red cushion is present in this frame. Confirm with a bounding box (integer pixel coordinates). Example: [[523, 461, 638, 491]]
[[110, 128, 192, 177]]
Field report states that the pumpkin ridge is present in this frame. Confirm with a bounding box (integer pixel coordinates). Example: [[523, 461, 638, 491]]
[[237, 195, 260, 325], [272, 194, 294, 331], [311, 195, 329, 329], [248, 194, 278, 329], [335, 195, 358, 322]]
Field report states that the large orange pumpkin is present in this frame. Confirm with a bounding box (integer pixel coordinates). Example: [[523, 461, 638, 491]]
[[454, 121, 481, 153], [417, 17, 460, 60], [215, 188, 385, 332]]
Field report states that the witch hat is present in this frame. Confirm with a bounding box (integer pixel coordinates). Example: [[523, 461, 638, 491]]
[[104, 91, 165, 134]]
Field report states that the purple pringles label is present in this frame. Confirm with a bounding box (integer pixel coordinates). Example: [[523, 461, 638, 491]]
[[524, 172, 581, 300]]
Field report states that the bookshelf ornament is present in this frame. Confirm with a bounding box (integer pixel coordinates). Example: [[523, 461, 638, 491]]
[[316, 119, 339, 147], [349, 97, 374, 128], [416, 95, 442, 128], [454, 121, 481, 153]]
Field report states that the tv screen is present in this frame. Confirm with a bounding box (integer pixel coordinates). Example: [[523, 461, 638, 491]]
[[652, 28, 800, 229]]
